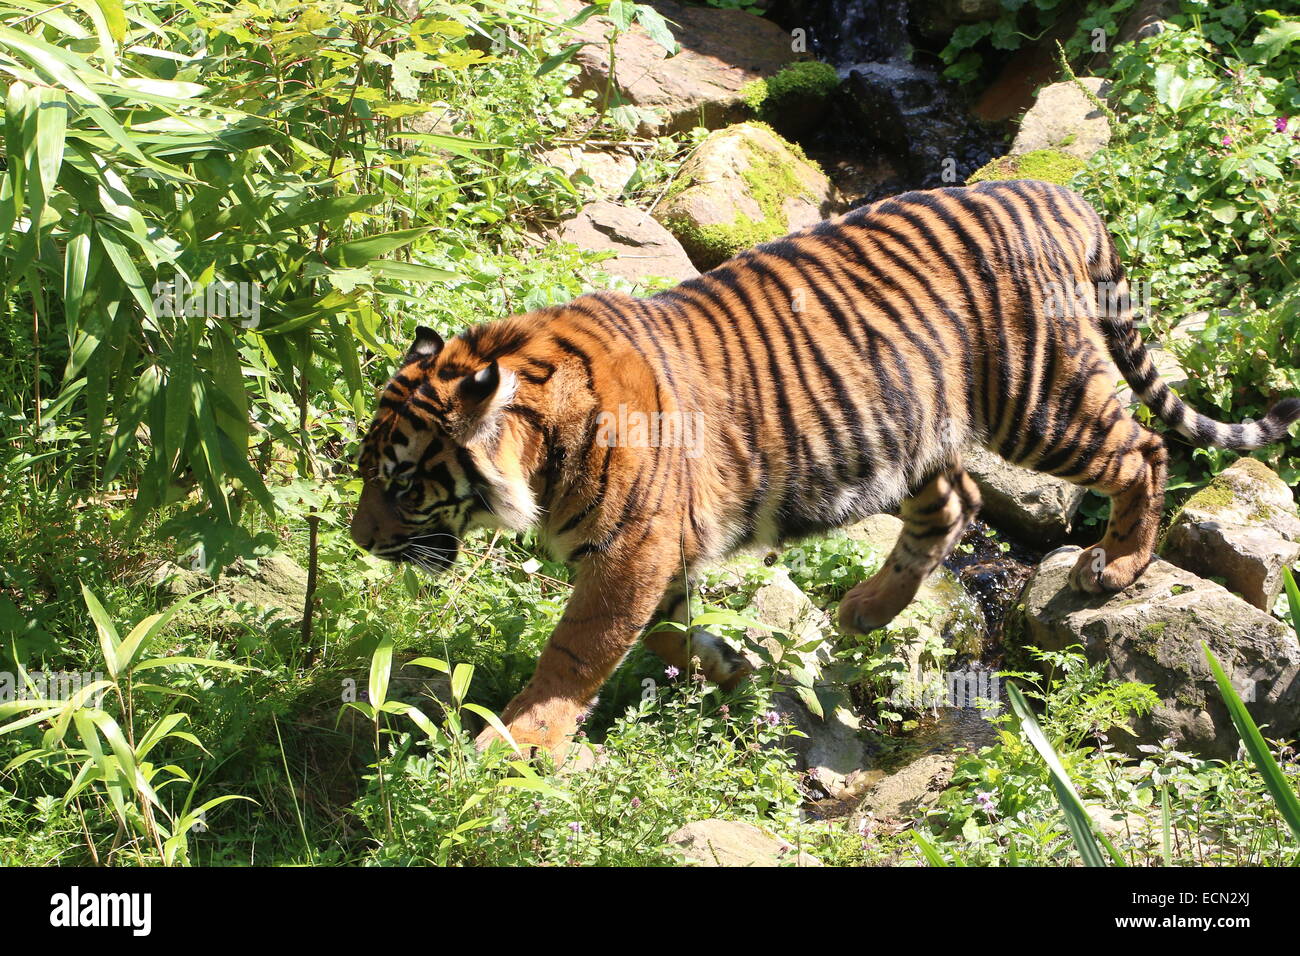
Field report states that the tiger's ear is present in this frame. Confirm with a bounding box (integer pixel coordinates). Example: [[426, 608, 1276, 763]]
[[404, 326, 443, 363], [456, 360, 517, 444]]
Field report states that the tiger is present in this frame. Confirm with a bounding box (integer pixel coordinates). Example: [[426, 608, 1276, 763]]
[[350, 179, 1300, 758]]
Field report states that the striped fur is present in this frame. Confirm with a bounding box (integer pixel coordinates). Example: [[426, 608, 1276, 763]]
[[351, 179, 1300, 756]]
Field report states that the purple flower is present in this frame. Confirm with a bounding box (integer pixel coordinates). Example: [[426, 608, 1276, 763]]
[[764, 710, 780, 728], [1222, 134, 1233, 147], [975, 791, 996, 813], [665, 665, 679, 679], [629, 797, 641, 810], [1276, 116, 1289, 133]]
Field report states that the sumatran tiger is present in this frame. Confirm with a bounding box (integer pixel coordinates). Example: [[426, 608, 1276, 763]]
[[350, 179, 1300, 758]]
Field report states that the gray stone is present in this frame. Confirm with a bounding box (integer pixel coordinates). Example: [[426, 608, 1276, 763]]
[[666, 819, 822, 867], [1011, 548, 1300, 758], [964, 445, 1086, 543], [556, 200, 699, 285], [537, 146, 637, 200], [856, 753, 956, 821], [654, 122, 837, 269], [219, 553, 309, 622], [1116, 0, 1176, 46], [543, 0, 799, 136], [1162, 458, 1300, 611], [1011, 78, 1111, 161]]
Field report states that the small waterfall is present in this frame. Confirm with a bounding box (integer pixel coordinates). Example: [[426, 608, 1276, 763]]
[[767, 0, 1005, 201]]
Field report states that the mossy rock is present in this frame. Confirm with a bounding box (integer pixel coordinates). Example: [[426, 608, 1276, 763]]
[[655, 122, 837, 270], [965, 148, 1085, 187], [740, 61, 840, 138]]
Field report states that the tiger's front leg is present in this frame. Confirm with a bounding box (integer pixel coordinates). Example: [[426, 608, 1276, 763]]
[[475, 549, 671, 758]]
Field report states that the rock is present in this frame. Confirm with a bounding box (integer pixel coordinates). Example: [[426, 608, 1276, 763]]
[[655, 122, 837, 269], [545, 0, 800, 136], [911, 0, 1005, 39], [1115, 0, 1176, 47], [1161, 459, 1300, 611], [537, 146, 637, 200], [842, 60, 997, 188], [963, 445, 1086, 543], [219, 553, 309, 622], [841, 514, 986, 703], [557, 201, 699, 285], [856, 753, 956, 821], [737, 566, 869, 794], [1011, 548, 1300, 758], [739, 60, 840, 139], [1009, 78, 1111, 161], [966, 148, 1085, 187], [666, 819, 822, 867], [150, 560, 210, 598]]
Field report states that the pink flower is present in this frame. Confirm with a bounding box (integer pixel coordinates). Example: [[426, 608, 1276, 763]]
[[1276, 116, 1290, 133], [1222, 134, 1233, 147], [665, 665, 679, 679]]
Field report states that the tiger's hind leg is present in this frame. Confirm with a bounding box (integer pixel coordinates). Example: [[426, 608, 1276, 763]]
[[838, 463, 981, 634], [1058, 421, 1168, 593], [642, 581, 753, 690]]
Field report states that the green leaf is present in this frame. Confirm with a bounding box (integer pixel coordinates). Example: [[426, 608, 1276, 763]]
[[1006, 683, 1110, 867], [368, 634, 394, 711], [81, 584, 121, 678], [1203, 643, 1300, 843]]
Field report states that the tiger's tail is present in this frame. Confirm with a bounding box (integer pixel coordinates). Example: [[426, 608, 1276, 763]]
[[1090, 233, 1300, 451]]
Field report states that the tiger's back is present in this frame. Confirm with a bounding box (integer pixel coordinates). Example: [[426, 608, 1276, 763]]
[[351, 180, 1300, 756]]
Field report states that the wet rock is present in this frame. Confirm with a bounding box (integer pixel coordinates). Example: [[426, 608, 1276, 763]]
[[771, 688, 867, 798], [557, 201, 699, 285], [964, 446, 1086, 543], [766, 0, 909, 63], [1009, 77, 1111, 161], [666, 819, 822, 867], [1011, 548, 1300, 759], [841, 59, 996, 188], [655, 122, 837, 269], [1161, 459, 1300, 611], [856, 752, 955, 821], [545, 0, 799, 136], [537, 146, 637, 200]]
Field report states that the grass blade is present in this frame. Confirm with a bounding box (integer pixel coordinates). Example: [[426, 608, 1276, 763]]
[[1203, 643, 1300, 843]]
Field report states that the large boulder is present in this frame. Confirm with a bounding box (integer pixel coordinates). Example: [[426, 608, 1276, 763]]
[[1010, 548, 1300, 758], [546, 0, 800, 136], [557, 201, 699, 285], [1161, 459, 1300, 611], [666, 819, 822, 867], [1009, 77, 1111, 161], [963, 446, 1086, 543], [655, 122, 837, 269]]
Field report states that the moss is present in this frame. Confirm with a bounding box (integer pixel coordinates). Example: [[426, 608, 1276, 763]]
[[741, 61, 840, 117], [966, 148, 1086, 187], [662, 123, 824, 266]]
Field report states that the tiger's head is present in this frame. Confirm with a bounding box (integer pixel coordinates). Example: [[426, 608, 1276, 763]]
[[350, 324, 540, 572]]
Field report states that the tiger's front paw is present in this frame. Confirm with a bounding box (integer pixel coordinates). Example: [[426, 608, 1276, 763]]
[[837, 577, 913, 634], [1067, 546, 1147, 594], [473, 694, 582, 760]]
